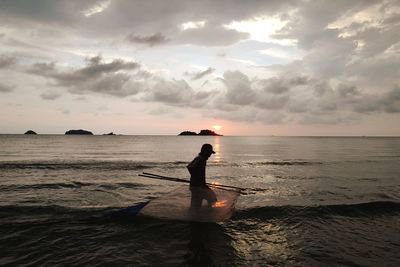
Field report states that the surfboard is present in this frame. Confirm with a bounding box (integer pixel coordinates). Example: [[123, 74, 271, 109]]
[[138, 185, 240, 222]]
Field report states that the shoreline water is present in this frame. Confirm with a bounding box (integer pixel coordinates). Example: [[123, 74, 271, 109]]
[[0, 135, 399, 266]]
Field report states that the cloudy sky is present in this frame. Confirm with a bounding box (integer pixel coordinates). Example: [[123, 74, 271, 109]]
[[1, 0, 399, 135]]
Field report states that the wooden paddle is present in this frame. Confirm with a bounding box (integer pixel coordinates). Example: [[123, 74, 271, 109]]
[[139, 172, 267, 194]]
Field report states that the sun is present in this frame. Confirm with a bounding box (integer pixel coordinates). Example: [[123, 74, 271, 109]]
[[212, 125, 222, 131]]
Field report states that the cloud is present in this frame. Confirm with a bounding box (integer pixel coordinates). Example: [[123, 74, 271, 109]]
[[126, 33, 169, 47], [0, 54, 17, 68], [142, 78, 214, 108], [0, 82, 15, 93], [2, 0, 400, 131], [0, 0, 293, 47], [29, 55, 141, 97], [40, 91, 61, 100], [222, 70, 256, 105], [174, 26, 250, 46], [186, 67, 215, 80], [383, 86, 400, 113], [0, 0, 97, 26], [255, 94, 290, 110]]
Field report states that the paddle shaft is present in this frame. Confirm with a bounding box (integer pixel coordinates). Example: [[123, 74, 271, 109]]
[[142, 172, 247, 191], [139, 173, 243, 193]]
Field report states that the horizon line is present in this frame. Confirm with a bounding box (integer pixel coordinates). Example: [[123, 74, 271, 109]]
[[1, 133, 400, 137]]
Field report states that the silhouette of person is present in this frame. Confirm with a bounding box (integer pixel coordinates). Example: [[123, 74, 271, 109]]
[[187, 144, 217, 209]]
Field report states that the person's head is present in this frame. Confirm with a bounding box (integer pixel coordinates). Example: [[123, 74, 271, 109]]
[[200, 143, 215, 159]]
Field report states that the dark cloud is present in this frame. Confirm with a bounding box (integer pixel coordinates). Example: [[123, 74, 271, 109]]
[[0, 0, 293, 46], [126, 33, 169, 47], [273, 1, 377, 49], [345, 56, 400, 87], [382, 13, 400, 25], [0, 54, 17, 68], [355, 25, 400, 57], [29, 62, 56, 76], [51, 55, 139, 86], [29, 55, 141, 97], [186, 67, 215, 80], [313, 82, 333, 97], [336, 84, 360, 98], [222, 70, 256, 105], [0, 82, 15, 93], [259, 77, 290, 94], [28, 54, 215, 107], [143, 78, 214, 108], [381, 85, 400, 113], [0, 0, 97, 26], [256, 94, 290, 110]]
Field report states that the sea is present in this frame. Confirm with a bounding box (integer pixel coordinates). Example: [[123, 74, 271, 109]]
[[0, 135, 399, 266]]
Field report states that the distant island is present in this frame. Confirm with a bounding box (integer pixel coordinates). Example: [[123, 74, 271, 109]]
[[103, 132, 116, 135], [179, 131, 197, 136], [65, 129, 93, 135], [24, 130, 37, 135], [179, 129, 222, 136]]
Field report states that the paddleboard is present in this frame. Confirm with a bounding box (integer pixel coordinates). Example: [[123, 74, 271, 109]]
[[138, 185, 240, 222]]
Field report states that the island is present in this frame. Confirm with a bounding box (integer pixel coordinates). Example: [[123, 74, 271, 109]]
[[178, 129, 222, 136], [198, 129, 222, 136], [65, 129, 93, 135], [103, 132, 116, 135], [179, 131, 197, 136], [24, 130, 37, 135]]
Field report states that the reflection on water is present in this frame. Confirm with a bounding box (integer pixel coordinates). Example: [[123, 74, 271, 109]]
[[186, 223, 238, 266], [212, 137, 222, 163], [227, 219, 292, 265]]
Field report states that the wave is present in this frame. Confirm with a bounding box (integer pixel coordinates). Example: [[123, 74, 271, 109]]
[[233, 201, 400, 220], [0, 181, 147, 191], [242, 160, 323, 166], [0, 160, 188, 171], [1, 201, 399, 226]]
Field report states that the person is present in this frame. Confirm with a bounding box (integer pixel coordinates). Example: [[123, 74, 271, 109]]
[[187, 144, 217, 209]]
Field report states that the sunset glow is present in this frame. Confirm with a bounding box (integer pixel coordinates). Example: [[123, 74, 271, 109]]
[[212, 200, 227, 208], [213, 125, 222, 131]]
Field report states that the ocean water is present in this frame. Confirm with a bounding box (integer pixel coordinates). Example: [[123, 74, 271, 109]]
[[0, 135, 399, 266]]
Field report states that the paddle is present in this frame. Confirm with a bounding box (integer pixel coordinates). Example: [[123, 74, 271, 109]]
[[139, 172, 266, 194], [138, 173, 242, 193]]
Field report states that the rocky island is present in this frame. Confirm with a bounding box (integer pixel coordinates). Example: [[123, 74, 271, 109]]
[[24, 130, 37, 135], [178, 129, 222, 136], [179, 131, 197, 136], [65, 129, 93, 135]]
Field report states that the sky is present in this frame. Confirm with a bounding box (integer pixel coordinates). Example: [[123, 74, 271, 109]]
[[0, 0, 399, 136]]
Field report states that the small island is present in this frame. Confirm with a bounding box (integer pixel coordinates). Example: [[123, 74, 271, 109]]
[[24, 130, 37, 135], [179, 131, 197, 136], [103, 132, 116, 135], [178, 129, 222, 136], [65, 129, 93, 135]]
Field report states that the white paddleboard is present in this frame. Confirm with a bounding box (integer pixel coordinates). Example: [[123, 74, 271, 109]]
[[138, 185, 240, 222]]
